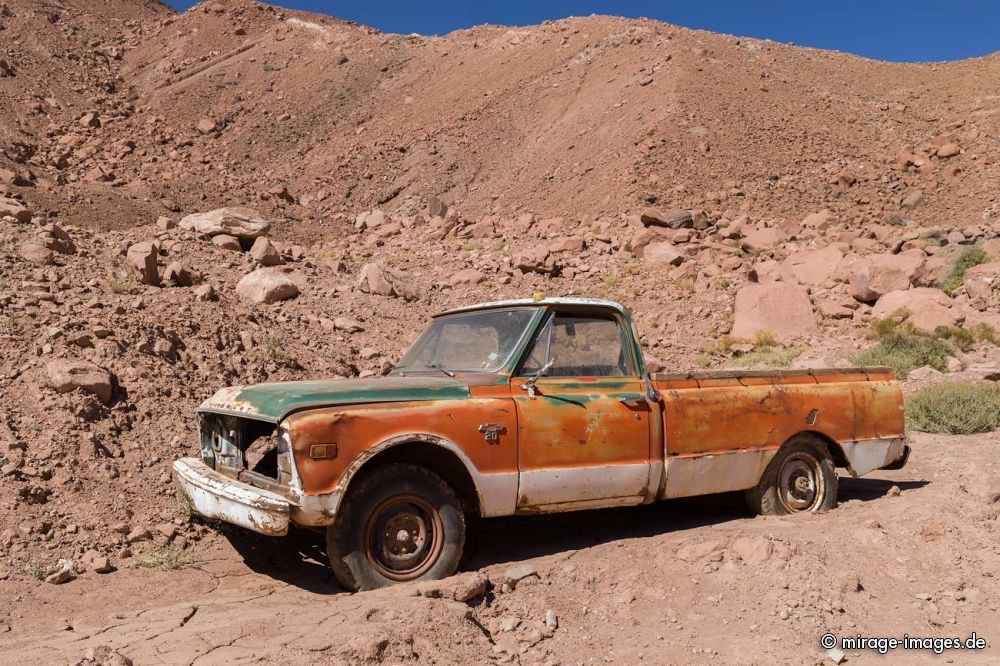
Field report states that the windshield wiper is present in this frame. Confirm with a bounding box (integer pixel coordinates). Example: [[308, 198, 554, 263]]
[[425, 363, 455, 377]]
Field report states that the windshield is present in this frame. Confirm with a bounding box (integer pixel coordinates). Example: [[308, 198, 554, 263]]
[[391, 308, 539, 375]]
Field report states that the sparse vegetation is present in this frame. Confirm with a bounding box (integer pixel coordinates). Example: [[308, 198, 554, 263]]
[[736, 344, 806, 368], [850, 308, 988, 379], [138, 544, 201, 571], [968, 322, 999, 345], [176, 485, 195, 517], [107, 273, 141, 295], [27, 559, 48, 581], [714, 277, 732, 290], [675, 278, 696, 294], [905, 382, 1000, 434], [257, 332, 296, 367], [940, 245, 989, 294], [701, 330, 803, 368], [851, 330, 952, 378]]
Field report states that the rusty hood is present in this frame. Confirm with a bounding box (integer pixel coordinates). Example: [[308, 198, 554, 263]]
[[198, 376, 471, 423]]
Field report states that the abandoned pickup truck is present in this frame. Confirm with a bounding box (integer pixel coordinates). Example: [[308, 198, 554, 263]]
[[174, 297, 909, 590]]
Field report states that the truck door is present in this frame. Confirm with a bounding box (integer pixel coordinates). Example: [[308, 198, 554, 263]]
[[511, 310, 652, 512]]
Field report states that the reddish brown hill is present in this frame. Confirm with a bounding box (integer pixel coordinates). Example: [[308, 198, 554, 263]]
[[1, 0, 998, 238]]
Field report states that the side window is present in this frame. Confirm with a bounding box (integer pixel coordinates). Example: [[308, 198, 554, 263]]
[[521, 313, 633, 377]]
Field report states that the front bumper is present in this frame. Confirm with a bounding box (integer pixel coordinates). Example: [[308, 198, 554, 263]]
[[174, 457, 292, 536]]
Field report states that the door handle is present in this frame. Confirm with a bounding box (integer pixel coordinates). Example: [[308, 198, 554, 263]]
[[618, 395, 646, 407]]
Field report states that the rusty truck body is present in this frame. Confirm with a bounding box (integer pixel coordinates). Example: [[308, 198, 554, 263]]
[[174, 297, 909, 590]]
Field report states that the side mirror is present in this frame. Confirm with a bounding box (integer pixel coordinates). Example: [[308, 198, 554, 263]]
[[520, 358, 554, 399]]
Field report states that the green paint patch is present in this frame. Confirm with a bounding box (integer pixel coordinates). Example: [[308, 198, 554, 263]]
[[200, 376, 471, 421]]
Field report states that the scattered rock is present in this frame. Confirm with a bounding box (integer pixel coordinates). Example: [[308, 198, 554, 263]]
[[936, 142, 960, 158], [163, 262, 196, 287], [513, 246, 555, 274], [179, 207, 270, 239], [19, 242, 54, 265], [249, 237, 284, 266], [643, 241, 685, 268], [849, 254, 923, 303], [44, 559, 74, 585], [0, 195, 31, 222], [81, 550, 113, 574], [211, 234, 243, 251], [641, 207, 692, 229], [126, 242, 160, 286], [964, 262, 1000, 302], [193, 284, 217, 302], [45, 359, 114, 404], [334, 317, 364, 332], [447, 268, 486, 286], [236, 268, 300, 304], [357, 262, 424, 301]]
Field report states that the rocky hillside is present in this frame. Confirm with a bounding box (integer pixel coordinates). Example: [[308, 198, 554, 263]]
[[2, 0, 999, 237], [0, 0, 999, 590]]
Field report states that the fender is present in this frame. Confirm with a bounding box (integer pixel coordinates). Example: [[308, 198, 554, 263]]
[[290, 432, 518, 526]]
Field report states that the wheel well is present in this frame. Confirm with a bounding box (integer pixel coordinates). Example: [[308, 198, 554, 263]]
[[349, 442, 481, 517], [799, 430, 849, 469]]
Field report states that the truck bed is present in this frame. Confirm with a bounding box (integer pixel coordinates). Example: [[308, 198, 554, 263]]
[[652, 366, 905, 499]]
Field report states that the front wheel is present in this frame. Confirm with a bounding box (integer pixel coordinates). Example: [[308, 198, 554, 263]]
[[326, 463, 466, 591], [746, 436, 838, 515]]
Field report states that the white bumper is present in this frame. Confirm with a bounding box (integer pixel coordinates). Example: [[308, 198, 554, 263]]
[[840, 437, 908, 477], [173, 457, 291, 536]]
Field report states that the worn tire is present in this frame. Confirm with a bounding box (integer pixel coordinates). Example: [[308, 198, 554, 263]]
[[746, 435, 838, 516], [326, 463, 465, 591]]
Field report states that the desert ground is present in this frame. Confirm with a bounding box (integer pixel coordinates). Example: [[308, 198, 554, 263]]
[[1, 0, 999, 664]]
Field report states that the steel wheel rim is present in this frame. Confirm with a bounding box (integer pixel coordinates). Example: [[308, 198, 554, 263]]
[[364, 494, 443, 581], [777, 452, 824, 512]]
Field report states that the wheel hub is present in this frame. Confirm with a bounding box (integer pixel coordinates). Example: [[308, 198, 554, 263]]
[[778, 452, 824, 512], [364, 495, 443, 581]]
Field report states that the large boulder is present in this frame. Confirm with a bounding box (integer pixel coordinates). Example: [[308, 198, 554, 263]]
[[126, 242, 160, 286], [179, 207, 270, 239], [964, 262, 1000, 302], [640, 207, 692, 229], [731, 284, 818, 342], [512, 247, 555, 274], [872, 288, 962, 331], [249, 237, 284, 266], [740, 227, 786, 252], [780, 246, 843, 285], [357, 262, 424, 301], [20, 242, 54, 265], [236, 268, 299, 304], [848, 254, 924, 302], [0, 196, 31, 223], [46, 359, 115, 404], [643, 241, 684, 269]]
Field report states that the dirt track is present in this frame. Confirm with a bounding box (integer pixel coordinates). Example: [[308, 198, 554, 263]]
[[3, 431, 998, 664]]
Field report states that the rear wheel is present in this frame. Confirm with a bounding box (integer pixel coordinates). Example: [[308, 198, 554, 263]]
[[746, 436, 838, 515], [326, 463, 465, 591]]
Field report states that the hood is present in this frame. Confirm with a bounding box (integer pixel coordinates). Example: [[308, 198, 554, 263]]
[[198, 375, 470, 422]]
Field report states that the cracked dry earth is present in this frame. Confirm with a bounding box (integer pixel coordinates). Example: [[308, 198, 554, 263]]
[[2, 431, 999, 665]]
